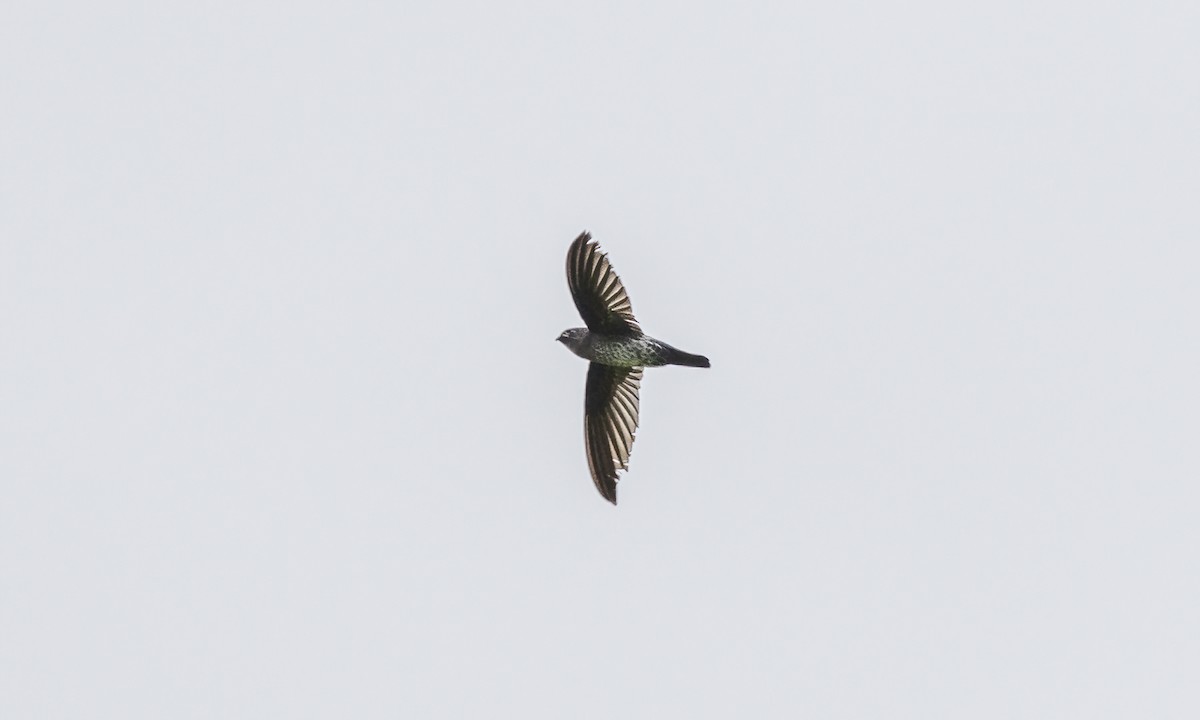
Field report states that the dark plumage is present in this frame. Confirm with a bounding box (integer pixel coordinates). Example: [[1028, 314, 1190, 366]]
[[557, 231, 710, 504]]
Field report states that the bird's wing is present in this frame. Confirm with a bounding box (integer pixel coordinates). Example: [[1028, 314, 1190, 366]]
[[566, 231, 641, 335], [584, 363, 643, 505]]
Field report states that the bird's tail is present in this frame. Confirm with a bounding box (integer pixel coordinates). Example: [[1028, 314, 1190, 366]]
[[666, 348, 711, 368]]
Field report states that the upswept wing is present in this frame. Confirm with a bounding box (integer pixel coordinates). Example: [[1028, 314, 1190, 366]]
[[566, 232, 640, 335]]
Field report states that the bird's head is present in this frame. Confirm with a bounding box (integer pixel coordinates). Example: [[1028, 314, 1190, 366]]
[[556, 328, 588, 352]]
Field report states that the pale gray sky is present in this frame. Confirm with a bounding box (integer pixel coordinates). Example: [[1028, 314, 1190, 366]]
[[3, 2, 1198, 718]]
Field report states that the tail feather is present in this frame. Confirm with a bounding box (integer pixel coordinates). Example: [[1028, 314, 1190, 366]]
[[667, 348, 710, 368]]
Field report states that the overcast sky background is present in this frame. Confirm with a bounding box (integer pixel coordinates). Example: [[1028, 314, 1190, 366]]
[[3, 2, 1198, 718]]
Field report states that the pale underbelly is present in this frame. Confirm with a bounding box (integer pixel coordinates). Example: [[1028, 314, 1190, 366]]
[[587, 337, 667, 367]]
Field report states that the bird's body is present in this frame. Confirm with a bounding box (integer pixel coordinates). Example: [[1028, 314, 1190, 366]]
[[557, 231, 710, 505], [558, 328, 710, 368]]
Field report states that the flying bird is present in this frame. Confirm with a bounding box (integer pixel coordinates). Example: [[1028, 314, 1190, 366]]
[[557, 231, 710, 504]]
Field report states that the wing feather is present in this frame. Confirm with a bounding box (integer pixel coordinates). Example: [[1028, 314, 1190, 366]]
[[566, 232, 641, 335], [584, 363, 643, 504]]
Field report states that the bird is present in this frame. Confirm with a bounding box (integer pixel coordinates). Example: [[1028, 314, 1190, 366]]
[[557, 231, 710, 505]]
